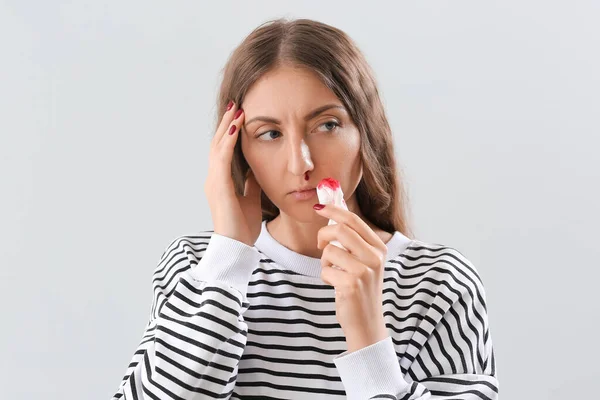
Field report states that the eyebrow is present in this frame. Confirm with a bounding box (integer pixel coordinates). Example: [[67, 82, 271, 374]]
[[243, 104, 346, 129]]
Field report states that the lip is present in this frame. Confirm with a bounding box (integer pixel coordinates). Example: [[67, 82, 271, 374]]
[[290, 188, 317, 201], [289, 186, 316, 194]]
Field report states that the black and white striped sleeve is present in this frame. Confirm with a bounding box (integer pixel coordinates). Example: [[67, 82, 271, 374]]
[[110, 233, 262, 399], [334, 248, 499, 400], [389, 286, 498, 399]]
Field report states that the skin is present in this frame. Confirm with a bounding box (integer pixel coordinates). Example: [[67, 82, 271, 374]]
[[240, 65, 392, 259]]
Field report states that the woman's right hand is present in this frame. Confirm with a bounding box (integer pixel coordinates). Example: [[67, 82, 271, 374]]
[[204, 101, 263, 247]]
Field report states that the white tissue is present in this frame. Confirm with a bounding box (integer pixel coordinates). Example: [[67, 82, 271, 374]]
[[316, 178, 348, 271]]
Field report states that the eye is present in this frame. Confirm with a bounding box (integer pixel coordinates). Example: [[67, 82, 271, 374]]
[[316, 120, 341, 133], [256, 130, 282, 141], [256, 120, 341, 142]]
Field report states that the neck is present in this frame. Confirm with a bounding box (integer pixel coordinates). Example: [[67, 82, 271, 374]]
[[266, 194, 371, 259]]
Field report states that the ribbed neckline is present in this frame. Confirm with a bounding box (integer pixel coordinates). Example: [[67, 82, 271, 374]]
[[254, 219, 414, 278]]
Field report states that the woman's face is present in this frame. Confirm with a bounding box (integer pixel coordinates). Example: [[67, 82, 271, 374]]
[[240, 65, 363, 222]]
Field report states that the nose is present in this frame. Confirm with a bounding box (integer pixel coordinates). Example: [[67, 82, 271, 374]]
[[287, 135, 314, 176]]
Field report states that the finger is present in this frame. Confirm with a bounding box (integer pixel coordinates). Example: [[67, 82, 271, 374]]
[[217, 106, 244, 147], [320, 257, 348, 287], [212, 100, 239, 147], [314, 204, 386, 254], [321, 243, 367, 276], [318, 223, 384, 269]]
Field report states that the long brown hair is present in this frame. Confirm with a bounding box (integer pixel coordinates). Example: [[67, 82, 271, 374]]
[[214, 18, 414, 239]]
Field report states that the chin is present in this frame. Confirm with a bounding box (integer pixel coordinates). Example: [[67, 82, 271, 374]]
[[279, 202, 326, 223]]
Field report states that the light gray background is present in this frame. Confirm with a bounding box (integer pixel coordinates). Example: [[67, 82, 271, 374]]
[[1, 1, 598, 399]]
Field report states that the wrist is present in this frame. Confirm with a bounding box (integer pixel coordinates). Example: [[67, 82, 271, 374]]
[[345, 324, 388, 353]]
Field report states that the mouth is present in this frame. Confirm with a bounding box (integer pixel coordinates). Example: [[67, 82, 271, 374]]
[[288, 186, 316, 194], [289, 188, 317, 200]]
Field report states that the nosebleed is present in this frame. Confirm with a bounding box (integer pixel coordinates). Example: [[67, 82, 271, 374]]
[[316, 178, 348, 271]]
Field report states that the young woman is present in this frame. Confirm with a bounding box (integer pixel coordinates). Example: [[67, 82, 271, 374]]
[[111, 18, 499, 400]]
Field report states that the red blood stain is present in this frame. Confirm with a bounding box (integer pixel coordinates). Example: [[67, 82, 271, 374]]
[[317, 177, 340, 191]]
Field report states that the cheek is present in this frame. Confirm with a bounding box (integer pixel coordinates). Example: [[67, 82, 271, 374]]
[[342, 132, 362, 164], [322, 132, 361, 162], [241, 146, 269, 184], [346, 129, 361, 152]]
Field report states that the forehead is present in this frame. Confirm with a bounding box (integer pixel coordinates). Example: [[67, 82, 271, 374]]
[[242, 66, 341, 114]]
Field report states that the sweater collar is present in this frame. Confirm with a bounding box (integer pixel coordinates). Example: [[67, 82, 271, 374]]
[[254, 219, 413, 278]]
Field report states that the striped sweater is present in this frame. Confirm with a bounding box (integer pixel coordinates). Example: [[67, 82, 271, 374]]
[[111, 219, 499, 399]]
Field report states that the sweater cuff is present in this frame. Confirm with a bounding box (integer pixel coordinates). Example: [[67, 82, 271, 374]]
[[333, 336, 410, 400], [188, 233, 261, 299]]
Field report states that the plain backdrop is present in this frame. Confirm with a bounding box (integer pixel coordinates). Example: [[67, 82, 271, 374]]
[[1, 1, 598, 399]]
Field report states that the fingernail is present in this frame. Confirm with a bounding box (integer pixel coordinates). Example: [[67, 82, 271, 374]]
[[234, 109, 244, 119], [229, 125, 236, 135], [226, 100, 234, 111], [313, 204, 325, 210]]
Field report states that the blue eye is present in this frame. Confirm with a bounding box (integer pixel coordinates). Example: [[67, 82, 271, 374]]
[[256, 120, 340, 142], [258, 131, 282, 141], [317, 121, 340, 132]]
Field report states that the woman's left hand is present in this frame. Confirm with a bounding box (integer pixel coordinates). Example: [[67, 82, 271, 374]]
[[314, 203, 390, 353]]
